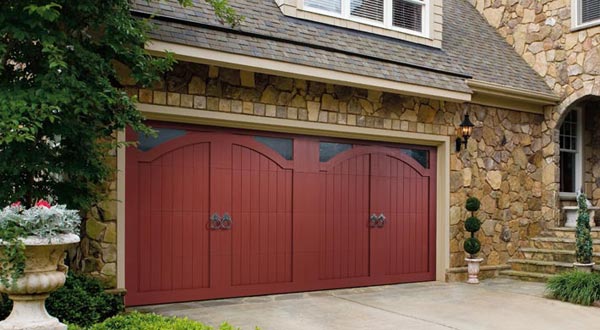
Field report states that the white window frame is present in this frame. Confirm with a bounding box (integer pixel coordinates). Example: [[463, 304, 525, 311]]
[[571, 0, 600, 30], [559, 107, 583, 198], [300, 0, 430, 38]]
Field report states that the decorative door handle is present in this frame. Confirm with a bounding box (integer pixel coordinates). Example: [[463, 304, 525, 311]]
[[377, 213, 386, 228], [221, 213, 232, 230], [369, 214, 379, 228], [210, 213, 222, 230]]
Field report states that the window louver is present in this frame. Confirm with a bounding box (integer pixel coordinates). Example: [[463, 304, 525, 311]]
[[350, 0, 384, 22], [581, 0, 600, 24], [305, 0, 342, 13], [392, 0, 423, 32]]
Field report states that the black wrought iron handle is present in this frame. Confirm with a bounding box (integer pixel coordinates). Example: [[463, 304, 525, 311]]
[[210, 213, 222, 230], [370, 214, 378, 228], [221, 213, 232, 230], [377, 213, 386, 228]]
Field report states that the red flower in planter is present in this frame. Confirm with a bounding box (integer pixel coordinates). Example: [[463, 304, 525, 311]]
[[35, 200, 51, 208], [10, 201, 21, 207]]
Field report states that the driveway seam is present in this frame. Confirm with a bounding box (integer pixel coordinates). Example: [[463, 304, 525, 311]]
[[331, 295, 461, 330]]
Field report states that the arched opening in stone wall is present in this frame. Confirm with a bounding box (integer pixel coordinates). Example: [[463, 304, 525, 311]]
[[556, 95, 600, 227]]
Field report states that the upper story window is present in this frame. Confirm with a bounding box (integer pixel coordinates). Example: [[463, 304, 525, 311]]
[[572, 0, 600, 29], [303, 0, 428, 35]]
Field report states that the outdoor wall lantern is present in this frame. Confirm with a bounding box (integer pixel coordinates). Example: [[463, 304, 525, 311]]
[[456, 114, 474, 152]]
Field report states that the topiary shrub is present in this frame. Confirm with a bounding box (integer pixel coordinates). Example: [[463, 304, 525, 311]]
[[464, 216, 481, 233], [87, 312, 244, 330], [463, 197, 482, 258], [0, 272, 123, 327], [465, 197, 481, 212], [575, 193, 593, 265], [546, 271, 600, 306]]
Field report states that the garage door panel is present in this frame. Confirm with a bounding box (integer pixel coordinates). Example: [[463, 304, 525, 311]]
[[318, 154, 370, 280], [230, 144, 293, 287], [129, 141, 212, 300], [372, 153, 435, 279]]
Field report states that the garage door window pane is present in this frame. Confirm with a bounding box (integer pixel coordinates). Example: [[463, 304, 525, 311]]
[[320, 142, 353, 162], [254, 136, 293, 160], [401, 149, 429, 168], [138, 128, 187, 151]]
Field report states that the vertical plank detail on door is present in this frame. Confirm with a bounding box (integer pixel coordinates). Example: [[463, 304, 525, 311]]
[[231, 145, 293, 286], [318, 154, 370, 280], [384, 155, 430, 275], [137, 143, 211, 293]]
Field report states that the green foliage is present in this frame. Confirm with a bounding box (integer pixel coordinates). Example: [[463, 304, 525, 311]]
[[463, 237, 481, 256], [464, 216, 481, 233], [0, 292, 11, 320], [0, 224, 26, 288], [0, 273, 123, 327], [546, 271, 600, 306], [0, 0, 240, 212], [85, 312, 246, 330], [45, 272, 124, 328], [465, 197, 481, 212], [575, 193, 593, 264]]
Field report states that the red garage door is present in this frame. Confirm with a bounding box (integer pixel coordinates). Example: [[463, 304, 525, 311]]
[[125, 123, 436, 306]]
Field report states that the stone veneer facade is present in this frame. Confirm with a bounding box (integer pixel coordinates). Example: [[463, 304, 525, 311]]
[[81, 60, 565, 286], [472, 0, 600, 213]]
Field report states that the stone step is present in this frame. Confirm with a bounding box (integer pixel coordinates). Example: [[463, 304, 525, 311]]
[[498, 270, 554, 282], [539, 227, 600, 239], [508, 259, 576, 274], [519, 248, 600, 263], [530, 237, 600, 251]]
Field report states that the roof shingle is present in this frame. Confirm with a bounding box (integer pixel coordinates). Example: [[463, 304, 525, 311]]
[[132, 0, 553, 96]]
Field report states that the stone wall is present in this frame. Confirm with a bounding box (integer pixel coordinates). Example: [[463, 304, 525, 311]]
[[76, 153, 118, 288], [472, 0, 600, 98], [84, 61, 554, 286], [470, 0, 600, 217]]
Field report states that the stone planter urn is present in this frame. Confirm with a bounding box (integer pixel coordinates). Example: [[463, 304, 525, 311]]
[[0, 234, 80, 330], [573, 262, 595, 273], [465, 257, 484, 284]]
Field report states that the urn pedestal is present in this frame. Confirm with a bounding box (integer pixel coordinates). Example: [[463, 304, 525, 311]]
[[465, 257, 484, 284], [573, 262, 595, 273], [0, 234, 79, 330]]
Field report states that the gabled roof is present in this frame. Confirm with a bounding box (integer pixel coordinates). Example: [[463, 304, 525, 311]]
[[132, 0, 554, 98]]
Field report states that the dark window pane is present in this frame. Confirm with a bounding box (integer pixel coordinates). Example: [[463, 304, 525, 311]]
[[402, 149, 429, 168], [350, 0, 384, 22], [254, 136, 293, 160], [320, 142, 352, 162], [582, 0, 600, 24], [560, 151, 576, 193], [138, 128, 187, 151], [392, 0, 423, 32]]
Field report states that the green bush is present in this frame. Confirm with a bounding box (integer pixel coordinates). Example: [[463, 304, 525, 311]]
[[87, 312, 241, 330], [546, 271, 600, 306], [463, 237, 481, 256], [464, 216, 481, 233], [465, 197, 481, 212], [575, 193, 593, 264], [0, 273, 123, 327]]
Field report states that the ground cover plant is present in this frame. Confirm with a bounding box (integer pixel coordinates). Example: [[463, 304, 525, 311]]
[[66, 312, 253, 330], [546, 271, 600, 306]]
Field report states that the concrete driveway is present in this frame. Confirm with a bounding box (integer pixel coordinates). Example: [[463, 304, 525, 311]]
[[133, 278, 600, 330]]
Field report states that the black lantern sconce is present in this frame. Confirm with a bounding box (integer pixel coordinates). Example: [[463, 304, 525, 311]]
[[456, 114, 474, 152]]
